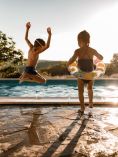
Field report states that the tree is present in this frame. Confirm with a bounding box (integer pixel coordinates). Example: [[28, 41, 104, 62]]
[[110, 53, 118, 68], [0, 31, 23, 78], [105, 53, 118, 76]]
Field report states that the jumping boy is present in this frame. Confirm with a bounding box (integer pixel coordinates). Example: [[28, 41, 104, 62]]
[[19, 22, 52, 83], [67, 30, 103, 115]]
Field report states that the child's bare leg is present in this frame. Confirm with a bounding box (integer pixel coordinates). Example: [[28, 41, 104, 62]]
[[34, 73, 46, 83], [78, 79, 85, 112], [24, 73, 46, 83], [19, 72, 29, 83], [19, 72, 46, 84], [87, 80, 93, 108]]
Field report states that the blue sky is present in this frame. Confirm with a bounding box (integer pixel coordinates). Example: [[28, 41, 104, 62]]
[[0, 0, 118, 62]]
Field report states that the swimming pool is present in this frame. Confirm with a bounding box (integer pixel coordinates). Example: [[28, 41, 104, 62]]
[[0, 79, 118, 102]]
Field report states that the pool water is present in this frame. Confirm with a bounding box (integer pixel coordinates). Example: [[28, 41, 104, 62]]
[[0, 79, 118, 102]]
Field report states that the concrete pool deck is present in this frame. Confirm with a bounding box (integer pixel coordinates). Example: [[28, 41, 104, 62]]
[[0, 79, 118, 156], [0, 105, 118, 157], [0, 97, 118, 106]]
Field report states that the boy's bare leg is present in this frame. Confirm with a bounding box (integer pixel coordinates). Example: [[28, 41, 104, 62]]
[[33, 73, 46, 83], [87, 80, 93, 108], [78, 79, 85, 112], [19, 72, 30, 83], [19, 72, 46, 83]]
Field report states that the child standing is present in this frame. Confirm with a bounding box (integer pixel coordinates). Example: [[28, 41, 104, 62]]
[[19, 22, 52, 83], [67, 30, 103, 115]]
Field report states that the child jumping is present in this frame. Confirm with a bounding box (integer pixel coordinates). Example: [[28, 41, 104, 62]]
[[19, 22, 52, 83], [67, 30, 103, 115]]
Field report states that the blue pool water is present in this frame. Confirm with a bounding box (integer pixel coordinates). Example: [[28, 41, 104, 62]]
[[0, 79, 118, 101]]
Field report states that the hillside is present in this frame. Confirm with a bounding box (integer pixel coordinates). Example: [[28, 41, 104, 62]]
[[23, 59, 67, 69], [21, 60, 69, 76], [37, 60, 67, 69]]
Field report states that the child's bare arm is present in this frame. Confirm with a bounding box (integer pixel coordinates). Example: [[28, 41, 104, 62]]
[[93, 50, 103, 60], [67, 50, 78, 67], [25, 22, 33, 48], [45, 27, 52, 49], [37, 27, 52, 53]]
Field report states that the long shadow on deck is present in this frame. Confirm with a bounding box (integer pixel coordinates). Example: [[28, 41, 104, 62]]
[[42, 114, 89, 157], [0, 109, 89, 157]]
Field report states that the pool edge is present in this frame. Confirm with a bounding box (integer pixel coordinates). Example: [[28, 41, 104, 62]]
[[0, 97, 117, 106]]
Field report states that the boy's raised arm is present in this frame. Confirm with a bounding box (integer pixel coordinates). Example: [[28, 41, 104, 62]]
[[25, 22, 33, 48], [46, 27, 52, 48], [40, 27, 52, 52]]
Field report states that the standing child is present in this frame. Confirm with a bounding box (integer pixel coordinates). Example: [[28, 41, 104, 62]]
[[19, 22, 52, 83], [67, 30, 103, 115]]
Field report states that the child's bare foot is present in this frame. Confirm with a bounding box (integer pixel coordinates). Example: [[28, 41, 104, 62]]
[[78, 109, 84, 117], [88, 108, 93, 117], [89, 103, 93, 108]]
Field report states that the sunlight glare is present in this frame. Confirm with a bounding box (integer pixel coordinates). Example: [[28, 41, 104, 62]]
[[86, 3, 118, 63]]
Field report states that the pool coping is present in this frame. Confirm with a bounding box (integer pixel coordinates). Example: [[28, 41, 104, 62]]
[[0, 78, 118, 80], [0, 97, 118, 106]]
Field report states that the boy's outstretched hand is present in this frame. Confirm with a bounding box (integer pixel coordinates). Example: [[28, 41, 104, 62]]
[[26, 22, 31, 29], [47, 27, 51, 35]]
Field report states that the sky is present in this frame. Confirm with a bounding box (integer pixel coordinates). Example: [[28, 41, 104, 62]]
[[0, 0, 118, 63]]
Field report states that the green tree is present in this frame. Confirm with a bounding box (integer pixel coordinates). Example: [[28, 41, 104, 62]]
[[105, 53, 118, 76], [0, 31, 23, 78], [111, 53, 118, 67]]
